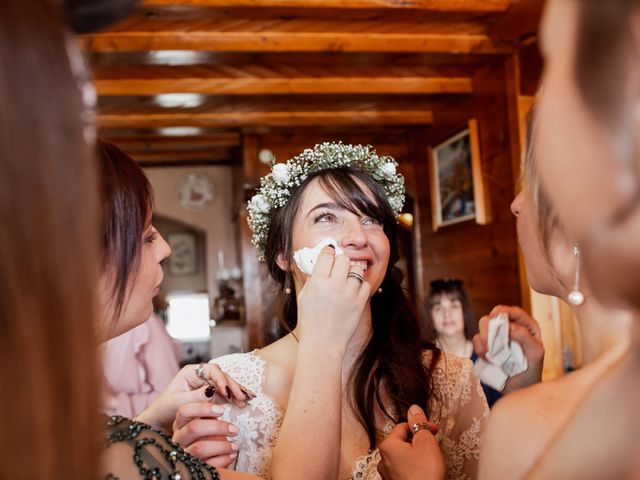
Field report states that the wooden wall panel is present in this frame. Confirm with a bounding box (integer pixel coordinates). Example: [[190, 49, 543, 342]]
[[411, 63, 520, 320]]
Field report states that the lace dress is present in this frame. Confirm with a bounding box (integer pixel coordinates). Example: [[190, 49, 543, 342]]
[[212, 350, 489, 480]]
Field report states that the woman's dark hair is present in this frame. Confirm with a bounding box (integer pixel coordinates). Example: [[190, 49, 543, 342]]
[[264, 166, 439, 449], [425, 279, 478, 341], [97, 139, 153, 324]]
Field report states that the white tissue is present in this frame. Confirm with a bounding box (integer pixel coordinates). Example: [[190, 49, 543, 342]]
[[293, 238, 344, 275], [473, 313, 528, 391]]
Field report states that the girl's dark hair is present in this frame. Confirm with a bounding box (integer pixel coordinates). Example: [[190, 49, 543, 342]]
[[426, 279, 478, 341], [264, 166, 439, 449], [97, 139, 153, 324]]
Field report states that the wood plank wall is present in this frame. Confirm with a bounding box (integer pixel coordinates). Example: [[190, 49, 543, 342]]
[[411, 62, 521, 324]]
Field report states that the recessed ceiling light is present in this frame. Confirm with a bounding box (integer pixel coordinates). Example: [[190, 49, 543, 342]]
[[154, 93, 205, 108], [147, 50, 208, 66], [156, 127, 202, 136]]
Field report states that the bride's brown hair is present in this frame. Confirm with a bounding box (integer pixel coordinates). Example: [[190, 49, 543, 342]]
[[264, 167, 439, 448]]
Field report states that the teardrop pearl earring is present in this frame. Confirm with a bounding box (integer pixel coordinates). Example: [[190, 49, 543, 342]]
[[567, 245, 585, 306], [377, 287, 382, 294], [285, 287, 291, 295]]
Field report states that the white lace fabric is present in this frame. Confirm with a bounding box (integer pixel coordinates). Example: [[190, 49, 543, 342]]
[[211, 350, 488, 480]]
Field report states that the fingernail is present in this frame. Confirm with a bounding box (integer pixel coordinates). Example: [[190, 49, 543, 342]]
[[241, 388, 256, 400], [231, 442, 240, 451], [327, 244, 335, 249], [211, 405, 224, 415], [409, 404, 423, 415], [205, 385, 216, 398], [229, 452, 237, 459], [229, 424, 239, 434], [490, 305, 501, 314], [225, 386, 232, 400]]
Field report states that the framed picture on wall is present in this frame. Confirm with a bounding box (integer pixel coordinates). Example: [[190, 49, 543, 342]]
[[429, 119, 489, 231], [168, 232, 198, 276]]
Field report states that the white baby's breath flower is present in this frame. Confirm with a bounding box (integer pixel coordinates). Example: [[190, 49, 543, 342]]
[[251, 194, 270, 214], [381, 162, 396, 177], [272, 163, 290, 184]]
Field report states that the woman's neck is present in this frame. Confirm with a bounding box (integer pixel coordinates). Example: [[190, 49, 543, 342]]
[[436, 334, 471, 358], [341, 304, 373, 376], [574, 297, 632, 364]]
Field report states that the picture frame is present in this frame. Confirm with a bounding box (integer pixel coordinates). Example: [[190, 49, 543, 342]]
[[428, 119, 489, 231], [167, 232, 198, 276]]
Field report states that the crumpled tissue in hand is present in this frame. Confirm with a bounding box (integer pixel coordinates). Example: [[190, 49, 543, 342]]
[[473, 313, 528, 391], [293, 238, 344, 275]]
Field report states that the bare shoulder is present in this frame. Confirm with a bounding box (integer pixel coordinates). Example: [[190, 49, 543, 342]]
[[255, 335, 297, 409], [479, 377, 582, 480]]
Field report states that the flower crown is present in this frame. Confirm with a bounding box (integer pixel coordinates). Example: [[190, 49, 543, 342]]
[[247, 142, 405, 261]]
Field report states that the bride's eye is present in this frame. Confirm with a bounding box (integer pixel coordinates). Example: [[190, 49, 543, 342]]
[[362, 216, 381, 226], [314, 211, 336, 223]]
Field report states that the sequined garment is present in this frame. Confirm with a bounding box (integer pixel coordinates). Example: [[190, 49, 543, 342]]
[[103, 416, 220, 480]]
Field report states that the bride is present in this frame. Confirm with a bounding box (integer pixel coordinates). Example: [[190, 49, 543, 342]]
[[184, 143, 489, 479]]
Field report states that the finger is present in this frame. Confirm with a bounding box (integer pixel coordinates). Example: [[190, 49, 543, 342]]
[[331, 253, 351, 281], [472, 333, 487, 359], [173, 418, 239, 447], [204, 452, 238, 469], [311, 245, 337, 277], [385, 422, 411, 443], [184, 438, 240, 460], [407, 404, 438, 440], [474, 315, 490, 358], [491, 305, 541, 336], [509, 323, 545, 358], [174, 402, 226, 431], [204, 364, 249, 406]]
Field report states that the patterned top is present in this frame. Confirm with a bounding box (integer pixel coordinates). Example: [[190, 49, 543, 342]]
[[212, 350, 489, 480], [103, 416, 220, 480]]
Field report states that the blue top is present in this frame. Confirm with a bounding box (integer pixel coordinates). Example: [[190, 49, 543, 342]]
[[470, 351, 503, 408]]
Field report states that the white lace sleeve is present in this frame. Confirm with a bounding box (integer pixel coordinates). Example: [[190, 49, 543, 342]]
[[210, 352, 283, 479], [428, 352, 489, 480]]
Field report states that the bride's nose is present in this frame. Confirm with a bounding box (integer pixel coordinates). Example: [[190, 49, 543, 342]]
[[339, 218, 368, 249]]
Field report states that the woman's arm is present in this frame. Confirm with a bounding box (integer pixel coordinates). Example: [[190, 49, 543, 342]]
[[270, 247, 370, 480]]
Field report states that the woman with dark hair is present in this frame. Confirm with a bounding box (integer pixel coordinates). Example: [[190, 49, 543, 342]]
[[180, 143, 488, 480], [426, 279, 503, 407]]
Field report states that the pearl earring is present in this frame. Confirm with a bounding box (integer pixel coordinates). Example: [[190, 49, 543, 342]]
[[377, 287, 382, 294], [567, 245, 585, 306], [285, 287, 291, 295]]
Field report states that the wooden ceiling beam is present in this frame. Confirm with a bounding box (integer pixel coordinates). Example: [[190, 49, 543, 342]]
[[97, 109, 434, 128], [128, 148, 234, 161], [102, 136, 241, 150], [142, 0, 512, 12], [94, 75, 473, 95], [83, 31, 507, 54]]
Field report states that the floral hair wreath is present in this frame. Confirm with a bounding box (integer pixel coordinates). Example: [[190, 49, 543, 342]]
[[247, 142, 406, 261]]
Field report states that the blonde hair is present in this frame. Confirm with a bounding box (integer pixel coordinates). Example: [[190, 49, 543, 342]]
[[0, 1, 101, 478]]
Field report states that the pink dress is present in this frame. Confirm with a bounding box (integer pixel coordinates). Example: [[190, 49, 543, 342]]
[[102, 314, 180, 418]]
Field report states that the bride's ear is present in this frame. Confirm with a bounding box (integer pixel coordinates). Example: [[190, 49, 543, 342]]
[[276, 252, 290, 271]]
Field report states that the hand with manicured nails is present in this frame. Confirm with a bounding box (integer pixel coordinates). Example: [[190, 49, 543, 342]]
[[172, 402, 240, 468], [295, 245, 371, 350], [378, 404, 444, 480], [472, 305, 545, 392], [136, 362, 251, 434]]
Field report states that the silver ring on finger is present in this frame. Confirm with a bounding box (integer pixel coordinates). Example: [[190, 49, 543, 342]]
[[347, 271, 364, 284], [195, 363, 206, 380], [411, 422, 433, 435]]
